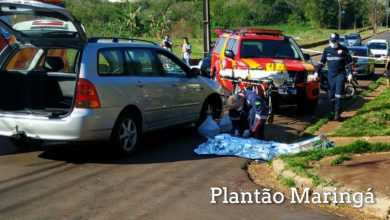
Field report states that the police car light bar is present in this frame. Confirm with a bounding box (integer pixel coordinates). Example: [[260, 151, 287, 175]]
[[214, 28, 283, 36], [237, 28, 283, 36]]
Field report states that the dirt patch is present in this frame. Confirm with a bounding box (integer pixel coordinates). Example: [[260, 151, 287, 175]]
[[311, 152, 390, 197], [329, 136, 390, 146], [247, 162, 377, 219]]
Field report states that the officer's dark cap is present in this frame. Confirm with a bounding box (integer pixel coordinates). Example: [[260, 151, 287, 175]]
[[330, 33, 340, 43]]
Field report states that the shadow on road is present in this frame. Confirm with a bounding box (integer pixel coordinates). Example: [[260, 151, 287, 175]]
[[37, 125, 220, 165]]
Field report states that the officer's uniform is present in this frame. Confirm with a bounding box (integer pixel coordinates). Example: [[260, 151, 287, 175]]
[[317, 34, 352, 118], [228, 90, 267, 139], [243, 90, 267, 140]]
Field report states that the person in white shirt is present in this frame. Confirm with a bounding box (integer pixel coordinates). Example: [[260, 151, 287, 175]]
[[181, 37, 191, 66]]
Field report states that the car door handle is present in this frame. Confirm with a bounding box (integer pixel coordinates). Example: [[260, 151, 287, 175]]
[[136, 84, 144, 88], [171, 84, 178, 87]]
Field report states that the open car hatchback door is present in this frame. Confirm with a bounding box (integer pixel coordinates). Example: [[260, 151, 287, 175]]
[[0, 0, 86, 47]]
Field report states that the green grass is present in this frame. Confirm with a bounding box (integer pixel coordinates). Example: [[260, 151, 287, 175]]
[[302, 77, 386, 136], [279, 141, 390, 186], [279, 176, 296, 188], [330, 154, 352, 166], [333, 85, 390, 137]]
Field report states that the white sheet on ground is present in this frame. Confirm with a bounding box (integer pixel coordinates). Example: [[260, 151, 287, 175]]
[[194, 134, 335, 160]]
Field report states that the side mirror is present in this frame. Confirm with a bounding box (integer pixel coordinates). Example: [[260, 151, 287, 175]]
[[188, 67, 200, 77], [303, 53, 311, 61], [224, 50, 235, 60]]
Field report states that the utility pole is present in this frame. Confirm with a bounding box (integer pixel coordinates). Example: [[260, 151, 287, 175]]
[[387, 0, 389, 28], [338, 0, 341, 31], [203, 0, 211, 57], [374, 0, 378, 33]]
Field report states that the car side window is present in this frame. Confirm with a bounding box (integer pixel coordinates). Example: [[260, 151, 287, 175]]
[[156, 52, 187, 78], [214, 37, 227, 54], [6, 47, 40, 71], [226, 38, 235, 51], [98, 48, 125, 75], [126, 48, 161, 77], [232, 39, 239, 55]]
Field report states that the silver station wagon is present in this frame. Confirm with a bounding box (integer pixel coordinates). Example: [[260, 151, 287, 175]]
[[0, 1, 224, 154]]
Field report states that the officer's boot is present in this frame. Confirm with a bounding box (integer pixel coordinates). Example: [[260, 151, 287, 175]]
[[334, 110, 341, 121]]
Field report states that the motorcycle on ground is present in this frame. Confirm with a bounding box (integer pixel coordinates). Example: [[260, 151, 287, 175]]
[[318, 69, 358, 99]]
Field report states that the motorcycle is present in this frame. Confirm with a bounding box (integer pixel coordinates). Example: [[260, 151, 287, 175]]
[[319, 70, 358, 99]]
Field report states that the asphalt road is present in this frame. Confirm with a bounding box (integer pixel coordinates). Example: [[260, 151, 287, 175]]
[[0, 31, 388, 220]]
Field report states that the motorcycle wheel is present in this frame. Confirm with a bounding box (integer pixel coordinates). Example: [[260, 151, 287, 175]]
[[344, 83, 356, 99]]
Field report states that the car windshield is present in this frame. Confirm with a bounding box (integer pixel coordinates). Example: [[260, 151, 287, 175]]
[[349, 48, 367, 57], [339, 38, 345, 42], [348, 35, 358, 40], [240, 39, 301, 60], [367, 42, 387, 50]]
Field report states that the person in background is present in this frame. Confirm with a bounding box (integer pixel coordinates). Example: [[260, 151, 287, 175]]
[[161, 35, 173, 52], [182, 37, 192, 66], [315, 33, 353, 121], [386, 57, 390, 86]]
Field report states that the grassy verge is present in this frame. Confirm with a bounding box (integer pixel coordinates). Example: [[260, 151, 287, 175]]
[[278, 176, 296, 187], [302, 77, 386, 136], [330, 154, 352, 166], [279, 141, 390, 186], [333, 85, 390, 137]]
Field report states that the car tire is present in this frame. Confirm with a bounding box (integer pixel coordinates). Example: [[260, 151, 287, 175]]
[[196, 97, 222, 127], [9, 137, 43, 151], [111, 112, 141, 156]]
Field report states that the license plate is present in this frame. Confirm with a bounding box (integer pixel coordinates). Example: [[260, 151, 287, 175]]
[[278, 88, 297, 95]]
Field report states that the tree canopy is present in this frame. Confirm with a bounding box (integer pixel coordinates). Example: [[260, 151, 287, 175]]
[[66, 0, 387, 38]]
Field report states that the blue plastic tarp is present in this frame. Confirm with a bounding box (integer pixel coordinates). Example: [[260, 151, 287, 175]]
[[194, 134, 335, 160]]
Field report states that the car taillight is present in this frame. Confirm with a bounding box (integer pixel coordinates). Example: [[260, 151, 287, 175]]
[[75, 79, 101, 108], [352, 63, 356, 72]]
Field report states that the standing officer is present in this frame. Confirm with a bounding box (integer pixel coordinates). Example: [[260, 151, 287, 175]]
[[315, 33, 353, 121]]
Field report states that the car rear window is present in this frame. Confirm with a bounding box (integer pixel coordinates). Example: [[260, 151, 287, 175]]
[[367, 42, 387, 50], [349, 49, 367, 57]]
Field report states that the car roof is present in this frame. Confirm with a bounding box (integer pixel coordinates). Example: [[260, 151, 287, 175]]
[[87, 37, 158, 48]]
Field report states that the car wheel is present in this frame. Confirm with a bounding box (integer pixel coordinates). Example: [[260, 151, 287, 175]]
[[112, 112, 141, 155], [196, 97, 222, 127], [9, 137, 43, 151]]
